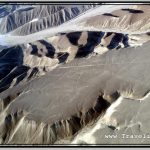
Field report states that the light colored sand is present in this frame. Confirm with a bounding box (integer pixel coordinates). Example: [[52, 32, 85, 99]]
[[1, 5, 150, 46], [1, 41, 150, 144], [0, 4, 150, 145]]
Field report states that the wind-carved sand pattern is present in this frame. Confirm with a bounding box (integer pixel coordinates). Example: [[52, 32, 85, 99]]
[[0, 4, 150, 144]]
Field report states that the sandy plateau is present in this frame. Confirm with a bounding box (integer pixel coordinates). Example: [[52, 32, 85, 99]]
[[0, 4, 150, 145]]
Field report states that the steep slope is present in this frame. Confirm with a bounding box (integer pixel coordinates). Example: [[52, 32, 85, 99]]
[[0, 5, 150, 46], [0, 31, 150, 93]]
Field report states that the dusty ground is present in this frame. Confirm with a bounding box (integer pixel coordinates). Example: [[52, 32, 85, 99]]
[[0, 4, 150, 145]]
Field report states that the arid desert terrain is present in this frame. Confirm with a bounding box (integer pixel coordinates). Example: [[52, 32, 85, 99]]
[[0, 4, 150, 145]]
